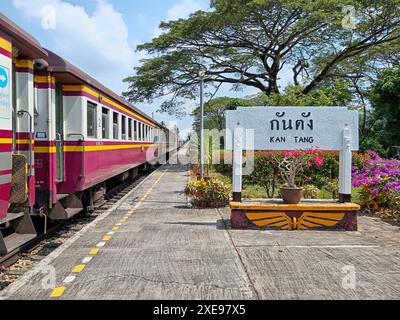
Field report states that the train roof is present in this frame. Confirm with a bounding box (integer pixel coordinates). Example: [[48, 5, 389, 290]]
[[0, 13, 170, 132], [45, 49, 163, 129], [0, 13, 47, 58]]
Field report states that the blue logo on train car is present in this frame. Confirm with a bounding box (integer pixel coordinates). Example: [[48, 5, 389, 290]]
[[0, 67, 8, 88], [0, 65, 10, 119]]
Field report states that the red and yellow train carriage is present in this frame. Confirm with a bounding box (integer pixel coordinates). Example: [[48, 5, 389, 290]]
[[0, 14, 178, 254], [34, 50, 165, 219]]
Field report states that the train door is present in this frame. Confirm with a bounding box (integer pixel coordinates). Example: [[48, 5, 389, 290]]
[[55, 81, 64, 182]]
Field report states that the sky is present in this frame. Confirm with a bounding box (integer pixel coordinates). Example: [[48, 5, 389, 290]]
[[0, 0, 264, 134]]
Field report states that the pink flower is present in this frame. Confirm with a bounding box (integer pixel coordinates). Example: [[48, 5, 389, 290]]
[[314, 155, 324, 167], [352, 180, 361, 187], [370, 189, 379, 196]]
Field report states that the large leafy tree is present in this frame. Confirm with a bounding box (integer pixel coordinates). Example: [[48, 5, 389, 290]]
[[192, 97, 256, 131], [123, 0, 400, 116], [192, 81, 353, 132], [369, 67, 400, 150]]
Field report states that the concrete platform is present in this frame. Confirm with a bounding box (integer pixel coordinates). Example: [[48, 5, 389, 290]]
[[0, 148, 400, 300]]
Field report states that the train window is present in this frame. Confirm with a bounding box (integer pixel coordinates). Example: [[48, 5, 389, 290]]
[[128, 119, 132, 140], [113, 112, 119, 140], [138, 122, 142, 141], [154, 129, 158, 143], [121, 115, 126, 140], [134, 120, 138, 141], [87, 102, 97, 138], [102, 108, 109, 139]]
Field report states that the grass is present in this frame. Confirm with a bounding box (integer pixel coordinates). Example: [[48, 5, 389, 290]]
[[210, 171, 271, 198]]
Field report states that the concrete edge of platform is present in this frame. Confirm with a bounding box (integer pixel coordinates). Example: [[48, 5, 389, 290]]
[[0, 165, 166, 300]]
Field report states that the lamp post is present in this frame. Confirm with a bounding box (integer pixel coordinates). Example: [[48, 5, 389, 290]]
[[199, 70, 205, 179]]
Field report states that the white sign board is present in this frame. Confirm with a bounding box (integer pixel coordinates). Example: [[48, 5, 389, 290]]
[[226, 107, 359, 151], [0, 65, 11, 119]]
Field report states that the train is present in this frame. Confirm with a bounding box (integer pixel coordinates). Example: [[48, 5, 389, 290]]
[[0, 14, 181, 255]]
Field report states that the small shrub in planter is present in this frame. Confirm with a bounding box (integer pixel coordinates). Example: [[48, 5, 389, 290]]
[[326, 178, 339, 199], [185, 178, 231, 208], [303, 185, 320, 199]]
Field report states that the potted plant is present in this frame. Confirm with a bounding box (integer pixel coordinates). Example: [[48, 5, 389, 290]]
[[277, 150, 324, 204], [185, 177, 231, 208]]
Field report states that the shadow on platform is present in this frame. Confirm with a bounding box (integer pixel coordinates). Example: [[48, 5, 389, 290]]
[[164, 219, 230, 230]]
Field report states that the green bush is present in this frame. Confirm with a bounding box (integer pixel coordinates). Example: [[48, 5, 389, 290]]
[[213, 151, 233, 175], [360, 137, 389, 157], [212, 150, 372, 200], [326, 178, 339, 199], [302, 151, 339, 189], [375, 191, 400, 222], [244, 151, 283, 198], [185, 178, 231, 208], [303, 185, 320, 199]]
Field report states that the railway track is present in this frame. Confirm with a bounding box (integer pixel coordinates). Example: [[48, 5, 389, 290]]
[[0, 167, 156, 288]]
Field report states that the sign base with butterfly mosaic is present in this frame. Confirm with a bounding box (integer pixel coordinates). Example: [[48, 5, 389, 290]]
[[225, 107, 361, 231]]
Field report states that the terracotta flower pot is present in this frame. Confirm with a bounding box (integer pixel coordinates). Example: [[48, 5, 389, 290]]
[[280, 187, 303, 204]]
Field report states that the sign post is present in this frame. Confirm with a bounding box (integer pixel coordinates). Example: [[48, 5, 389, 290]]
[[339, 125, 353, 202], [226, 106, 359, 203], [232, 124, 243, 202], [226, 106, 361, 231]]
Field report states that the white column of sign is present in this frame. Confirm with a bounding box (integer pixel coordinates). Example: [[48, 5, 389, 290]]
[[339, 125, 352, 202], [232, 124, 243, 202]]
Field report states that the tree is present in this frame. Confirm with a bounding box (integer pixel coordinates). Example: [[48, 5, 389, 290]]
[[369, 67, 400, 150], [191, 81, 353, 133], [251, 81, 353, 106], [192, 97, 255, 131], [123, 0, 400, 116]]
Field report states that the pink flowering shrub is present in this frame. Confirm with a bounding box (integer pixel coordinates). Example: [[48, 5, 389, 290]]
[[278, 149, 325, 188], [352, 151, 400, 210]]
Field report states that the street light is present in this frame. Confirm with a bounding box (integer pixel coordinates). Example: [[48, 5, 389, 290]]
[[199, 70, 206, 179]]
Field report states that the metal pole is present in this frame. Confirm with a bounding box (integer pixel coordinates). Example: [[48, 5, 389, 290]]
[[200, 76, 204, 179]]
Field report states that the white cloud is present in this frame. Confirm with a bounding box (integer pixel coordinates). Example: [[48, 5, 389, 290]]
[[167, 0, 205, 20], [153, 0, 208, 37], [13, 0, 136, 94]]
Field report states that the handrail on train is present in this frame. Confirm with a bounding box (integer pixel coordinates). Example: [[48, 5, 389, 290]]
[[17, 110, 33, 177], [68, 133, 85, 179]]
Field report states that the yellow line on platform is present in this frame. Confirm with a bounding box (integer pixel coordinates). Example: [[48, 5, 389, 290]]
[[72, 264, 86, 273], [126, 167, 169, 215], [50, 287, 65, 298], [89, 248, 99, 255], [48, 166, 170, 298]]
